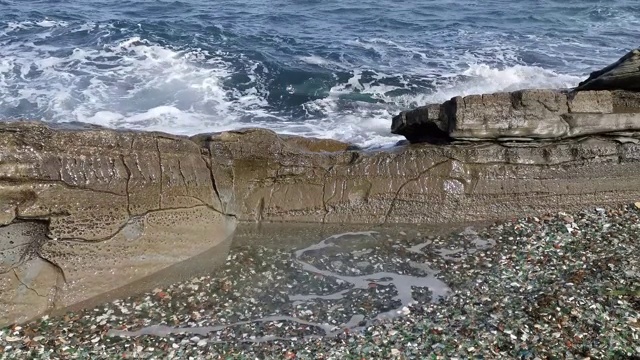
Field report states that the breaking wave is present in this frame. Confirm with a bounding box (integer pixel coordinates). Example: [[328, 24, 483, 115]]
[[0, 1, 632, 147]]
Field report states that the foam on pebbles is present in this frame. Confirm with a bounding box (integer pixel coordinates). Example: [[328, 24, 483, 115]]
[[1, 205, 639, 359]]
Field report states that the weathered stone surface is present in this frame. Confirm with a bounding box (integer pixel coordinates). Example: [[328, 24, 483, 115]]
[[577, 49, 640, 91], [567, 90, 613, 113], [1, 221, 66, 325], [563, 113, 640, 137], [202, 128, 640, 224], [611, 90, 640, 113], [193, 129, 352, 222], [445, 89, 570, 140], [36, 207, 233, 315], [393, 88, 640, 142], [0, 122, 236, 326], [280, 135, 358, 152], [393, 51, 640, 143]]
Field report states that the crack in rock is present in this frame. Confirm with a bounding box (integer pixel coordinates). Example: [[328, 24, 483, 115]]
[[12, 268, 46, 298], [383, 159, 450, 224], [120, 155, 132, 217]]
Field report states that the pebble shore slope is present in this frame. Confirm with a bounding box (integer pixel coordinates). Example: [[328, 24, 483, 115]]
[[1, 205, 639, 359]]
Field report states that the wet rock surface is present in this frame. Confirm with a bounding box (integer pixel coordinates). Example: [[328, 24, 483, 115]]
[[0, 122, 236, 326], [0, 205, 637, 359]]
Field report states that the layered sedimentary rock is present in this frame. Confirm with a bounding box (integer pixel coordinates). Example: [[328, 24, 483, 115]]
[[576, 49, 640, 91], [392, 49, 640, 143], [198, 128, 640, 224], [0, 122, 236, 326], [3, 122, 640, 326], [392, 89, 640, 142]]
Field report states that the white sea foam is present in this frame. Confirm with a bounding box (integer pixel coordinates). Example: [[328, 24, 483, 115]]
[[403, 63, 582, 107], [0, 21, 587, 148], [35, 19, 68, 28], [3, 19, 69, 32], [1, 33, 267, 135], [298, 55, 329, 66]]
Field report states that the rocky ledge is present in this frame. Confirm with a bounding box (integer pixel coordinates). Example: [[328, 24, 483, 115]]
[[392, 49, 640, 143], [2, 49, 640, 326]]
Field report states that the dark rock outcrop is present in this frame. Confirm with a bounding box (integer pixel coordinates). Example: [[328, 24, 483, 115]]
[[577, 49, 640, 91]]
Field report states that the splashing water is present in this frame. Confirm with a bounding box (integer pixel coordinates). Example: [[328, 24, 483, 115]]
[[1, 0, 636, 147]]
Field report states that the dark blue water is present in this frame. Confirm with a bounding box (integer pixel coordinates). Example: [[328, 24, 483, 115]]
[[1, 0, 638, 146]]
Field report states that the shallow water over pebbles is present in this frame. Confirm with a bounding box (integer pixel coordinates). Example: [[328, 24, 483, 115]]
[[106, 224, 490, 342], [2, 207, 638, 358]]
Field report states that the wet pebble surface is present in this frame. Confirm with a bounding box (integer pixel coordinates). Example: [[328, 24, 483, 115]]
[[1, 204, 639, 359]]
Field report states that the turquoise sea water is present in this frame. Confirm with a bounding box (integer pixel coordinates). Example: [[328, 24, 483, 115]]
[[0, 0, 638, 146]]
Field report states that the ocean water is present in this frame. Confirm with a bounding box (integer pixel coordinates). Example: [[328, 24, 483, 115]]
[[0, 0, 638, 147]]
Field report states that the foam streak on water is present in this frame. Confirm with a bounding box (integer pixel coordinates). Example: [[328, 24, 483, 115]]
[[290, 232, 450, 321], [1, 1, 638, 146], [108, 231, 453, 342]]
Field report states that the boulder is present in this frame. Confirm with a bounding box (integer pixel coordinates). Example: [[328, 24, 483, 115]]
[[0, 122, 236, 326], [393, 89, 640, 142], [442, 89, 570, 140], [576, 49, 640, 92], [391, 104, 449, 143], [392, 49, 640, 143]]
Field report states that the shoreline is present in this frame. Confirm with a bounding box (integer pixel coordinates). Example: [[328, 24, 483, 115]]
[[1, 204, 638, 358], [2, 49, 640, 338]]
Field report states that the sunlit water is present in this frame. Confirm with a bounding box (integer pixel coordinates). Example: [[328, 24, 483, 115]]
[[1, 0, 638, 147]]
